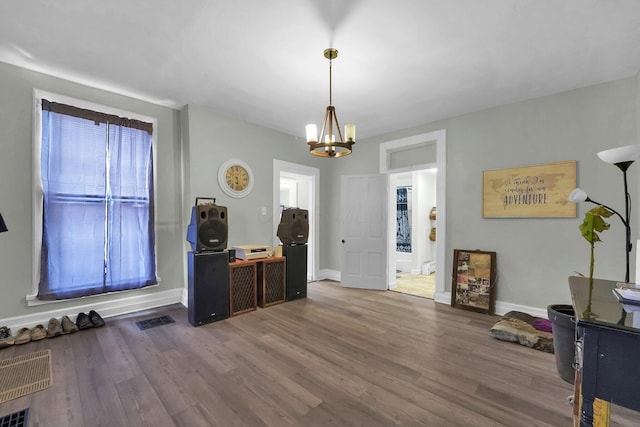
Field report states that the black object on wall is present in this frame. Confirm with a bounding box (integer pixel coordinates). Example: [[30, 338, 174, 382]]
[[186, 198, 228, 252], [0, 213, 7, 233], [188, 251, 229, 326], [284, 244, 307, 301], [277, 208, 309, 245]]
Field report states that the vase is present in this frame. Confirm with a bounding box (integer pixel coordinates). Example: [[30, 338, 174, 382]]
[[547, 304, 576, 384], [429, 206, 436, 220]]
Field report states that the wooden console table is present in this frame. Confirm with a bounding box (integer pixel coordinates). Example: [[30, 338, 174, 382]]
[[569, 276, 640, 426], [229, 256, 286, 316]]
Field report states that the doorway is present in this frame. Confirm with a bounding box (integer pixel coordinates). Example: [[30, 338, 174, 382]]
[[379, 129, 447, 302], [390, 169, 437, 299], [273, 160, 319, 281]]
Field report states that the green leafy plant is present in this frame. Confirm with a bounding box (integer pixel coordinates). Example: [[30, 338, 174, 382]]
[[579, 205, 613, 318]]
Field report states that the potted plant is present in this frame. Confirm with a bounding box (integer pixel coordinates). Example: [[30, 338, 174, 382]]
[[547, 205, 612, 384], [578, 205, 613, 318]]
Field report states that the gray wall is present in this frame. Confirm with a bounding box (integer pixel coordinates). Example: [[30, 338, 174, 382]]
[[0, 62, 184, 319], [181, 104, 322, 249], [1, 58, 638, 320], [328, 76, 639, 309]]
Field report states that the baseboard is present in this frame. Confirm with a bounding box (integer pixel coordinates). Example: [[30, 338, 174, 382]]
[[181, 287, 188, 307], [433, 291, 548, 318], [318, 269, 340, 282], [434, 291, 451, 305], [1, 288, 184, 331], [494, 300, 548, 318]]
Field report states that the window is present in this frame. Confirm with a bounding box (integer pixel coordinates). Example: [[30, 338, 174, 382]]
[[396, 186, 411, 253], [36, 97, 157, 300]]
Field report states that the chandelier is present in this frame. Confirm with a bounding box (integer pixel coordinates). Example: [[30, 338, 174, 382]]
[[306, 48, 355, 158]]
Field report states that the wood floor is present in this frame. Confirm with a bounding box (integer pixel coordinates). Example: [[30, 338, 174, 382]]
[[0, 280, 633, 426], [393, 273, 435, 299]]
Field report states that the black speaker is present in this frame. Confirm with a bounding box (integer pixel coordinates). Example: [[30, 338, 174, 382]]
[[284, 244, 307, 301], [277, 208, 309, 246], [188, 251, 229, 326], [186, 198, 228, 252]]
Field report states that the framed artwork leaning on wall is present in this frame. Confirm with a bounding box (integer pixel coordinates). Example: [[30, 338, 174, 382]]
[[451, 249, 497, 315]]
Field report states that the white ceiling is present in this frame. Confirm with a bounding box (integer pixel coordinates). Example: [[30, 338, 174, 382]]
[[2, 0, 640, 140]]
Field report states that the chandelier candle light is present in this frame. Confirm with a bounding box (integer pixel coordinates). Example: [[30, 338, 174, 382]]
[[306, 48, 356, 158], [569, 144, 640, 282]]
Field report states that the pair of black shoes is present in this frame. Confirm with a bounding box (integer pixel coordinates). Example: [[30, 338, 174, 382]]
[[76, 310, 105, 330]]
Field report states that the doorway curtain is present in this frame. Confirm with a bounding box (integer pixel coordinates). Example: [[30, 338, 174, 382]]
[[396, 186, 411, 253]]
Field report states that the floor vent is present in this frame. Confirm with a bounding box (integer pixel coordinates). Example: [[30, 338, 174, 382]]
[[0, 408, 29, 427], [136, 315, 175, 330]]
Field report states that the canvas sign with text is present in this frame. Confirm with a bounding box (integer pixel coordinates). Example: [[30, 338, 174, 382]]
[[482, 160, 577, 218]]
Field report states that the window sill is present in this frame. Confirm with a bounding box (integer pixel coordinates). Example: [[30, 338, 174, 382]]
[[26, 278, 161, 307]]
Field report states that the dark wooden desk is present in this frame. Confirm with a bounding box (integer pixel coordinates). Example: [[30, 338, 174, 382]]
[[569, 276, 640, 426]]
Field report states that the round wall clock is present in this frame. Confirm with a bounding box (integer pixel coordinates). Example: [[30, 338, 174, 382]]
[[218, 159, 254, 198]]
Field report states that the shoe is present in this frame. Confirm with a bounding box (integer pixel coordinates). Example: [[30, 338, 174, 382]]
[[76, 312, 93, 330], [30, 324, 47, 341], [61, 315, 78, 334], [0, 326, 14, 348], [88, 310, 105, 327], [14, 327, 31, 345], [46, 317, 63, 338]]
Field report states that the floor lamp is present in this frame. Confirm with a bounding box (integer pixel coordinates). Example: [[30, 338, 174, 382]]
[[569, 144, 640, 283]]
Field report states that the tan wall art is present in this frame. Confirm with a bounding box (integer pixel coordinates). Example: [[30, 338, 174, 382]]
[[482, 160, 577, 218]]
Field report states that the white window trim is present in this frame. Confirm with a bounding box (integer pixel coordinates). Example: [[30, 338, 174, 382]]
[[28, 89, 159, 306]]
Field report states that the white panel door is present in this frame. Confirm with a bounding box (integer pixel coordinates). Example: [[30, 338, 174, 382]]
[[340, 174, 388, 290]]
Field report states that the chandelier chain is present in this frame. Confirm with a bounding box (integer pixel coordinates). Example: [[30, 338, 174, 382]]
[[329, 56, 333, 106]]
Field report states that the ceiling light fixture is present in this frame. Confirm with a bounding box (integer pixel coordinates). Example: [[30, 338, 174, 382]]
[[306, 48, 355, 158]]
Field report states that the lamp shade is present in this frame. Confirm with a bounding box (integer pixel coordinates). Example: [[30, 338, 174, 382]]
[[568, 188, 588, 203], [345, 124, 356, 142], [597, 145, 640, 164], [0, 213, 7, 233], [305, 124, 317, 143]]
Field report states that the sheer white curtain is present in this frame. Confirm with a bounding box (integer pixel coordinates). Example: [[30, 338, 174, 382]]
[[38, 101, 156, 300]]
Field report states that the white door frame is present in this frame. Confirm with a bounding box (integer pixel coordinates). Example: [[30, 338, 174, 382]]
[[273, 159, 319, 281], [379, 129, 447, 302]]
